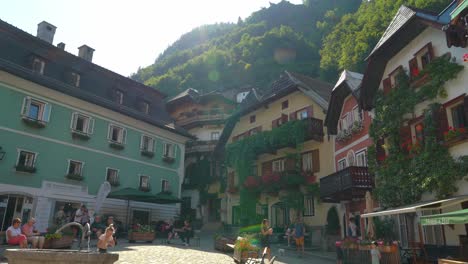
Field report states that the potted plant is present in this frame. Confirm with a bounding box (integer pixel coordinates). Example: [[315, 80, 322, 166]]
[[351, 120, 363, 134], [233, 235, 259, 262], [44, 226, 74, 249], [128, 224, 155, 243]]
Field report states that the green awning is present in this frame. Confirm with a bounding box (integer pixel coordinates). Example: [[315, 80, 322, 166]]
[[420, 209, 468, 226], [451, 0, 467, 20]]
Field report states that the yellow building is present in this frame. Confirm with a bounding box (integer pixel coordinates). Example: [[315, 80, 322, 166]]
[[217, 71, 336, 239]]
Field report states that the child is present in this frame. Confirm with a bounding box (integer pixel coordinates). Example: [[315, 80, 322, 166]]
[[370, 241, 381, 264], [97, 224, 115, 253], [335, 240, 343, 264]]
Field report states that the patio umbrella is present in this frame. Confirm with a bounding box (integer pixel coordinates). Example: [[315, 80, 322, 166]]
[[153, 191, 182, 204], [420, 208, 468, 226]]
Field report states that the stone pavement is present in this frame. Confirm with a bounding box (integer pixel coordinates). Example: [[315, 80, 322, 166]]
[[0, 233, 336, 264]]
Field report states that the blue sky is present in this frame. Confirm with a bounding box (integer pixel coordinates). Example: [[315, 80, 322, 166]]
[[1, 0, 302, 77]]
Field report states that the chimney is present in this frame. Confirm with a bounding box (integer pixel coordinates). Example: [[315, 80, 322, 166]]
[[37, 21, 57, 44], [78, 45, 95, 62], [57, 42, 65, 50]]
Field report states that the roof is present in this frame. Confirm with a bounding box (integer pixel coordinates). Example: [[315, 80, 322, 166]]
[[167, 88, 199, 104], [360, 2, 458, 110], [451, 0, 467, 19], [325, 70, 363, 135], [0, 19, 192, 139]]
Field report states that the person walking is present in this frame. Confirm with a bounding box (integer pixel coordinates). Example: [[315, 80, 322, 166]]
[[180, 220, 192, 246], [260, 219, 273, 260], [293, 217, 305, 257]]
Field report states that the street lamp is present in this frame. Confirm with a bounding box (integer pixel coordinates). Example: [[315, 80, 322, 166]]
[[0, 147, 5, 160]]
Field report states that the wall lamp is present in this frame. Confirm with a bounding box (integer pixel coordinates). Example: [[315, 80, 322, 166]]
[[0, 147, 5, 160]]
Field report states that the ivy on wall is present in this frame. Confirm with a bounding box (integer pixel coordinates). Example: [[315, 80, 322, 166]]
[[368, 56, 468, 208]]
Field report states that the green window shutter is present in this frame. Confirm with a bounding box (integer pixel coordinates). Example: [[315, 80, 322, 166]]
[[88, 118, 95, 134], [21, 97, 31, 116], [70, 113, 78, 130], [122, 128, 127, 144]]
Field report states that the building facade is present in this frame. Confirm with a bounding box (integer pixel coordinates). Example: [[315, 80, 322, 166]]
[[166, 88, 236, 224], [0, 20, 190, 232]]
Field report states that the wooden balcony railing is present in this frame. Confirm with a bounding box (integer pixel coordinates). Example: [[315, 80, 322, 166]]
[[176, 112, 230, 127], [320, 166, 374, 203], [304, 117, 324, 141], [186, 140, 218, 154]]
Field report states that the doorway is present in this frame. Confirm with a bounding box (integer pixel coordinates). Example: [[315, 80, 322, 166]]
[[0, 195, 34, 231]]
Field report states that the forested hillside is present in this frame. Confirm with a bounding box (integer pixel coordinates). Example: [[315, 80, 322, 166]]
[[132, 0, 450, 98]]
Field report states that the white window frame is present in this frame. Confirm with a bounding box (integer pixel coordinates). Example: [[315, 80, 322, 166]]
[[106, 167, 119, 183], [303, 195, 315, 217], [355, 149, 368, 167], [71, 72, 80, 87], [141, 101, 150, 114], [337, 158, 347, 171], [297, 109, 308, 120], [447, 101, 466, 129], [67, 159, 84, 176], [302, 152, 313, 172], [163, 143, 176, 158], [108, 124, 126, 144], [140, 135, 155, 152], [32, 58, 45, 75], [161, 179, 170, 192], [16, 149, 38, 168], [352, 106, 361, 123], [139, 175, 150, 189], [115, 90, 124, 105], [70, 112, 94, 135], [272, 159, 285, 173], [211, 131, 220, 140], [21, 97, 51, 122]]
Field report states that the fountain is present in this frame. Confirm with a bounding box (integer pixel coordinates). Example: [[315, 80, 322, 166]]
[[4, 222, 119, 264]]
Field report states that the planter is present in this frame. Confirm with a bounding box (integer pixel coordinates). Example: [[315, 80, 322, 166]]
[[379, 245, 397, 253], [359, 245, 372, 250], [22, 116, 46, 128], [128, 232, 155, 243], [5, 249, 118, 264], [65, 174, 84, 181], [43, 236, 74, 249], [71, 131, 90, 140], [214, 237, 235, 252], [109, 141, 125, 150], [162, 156, 175, 163], [15, 165, 36, 173], [140, 150, 154, 158], [233, 250, 258, 263], [444, 134, 468, 147]]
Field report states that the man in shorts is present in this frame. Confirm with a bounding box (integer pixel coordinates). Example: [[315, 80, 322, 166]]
[[293, 217, 305, 257]]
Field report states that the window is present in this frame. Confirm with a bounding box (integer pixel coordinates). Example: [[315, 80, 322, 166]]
[[141, 101, 150, 114], [250, 115, 256, 123], [67, 160, 83, 176], [303, 195, 315, 216], [17, 150, 36, 168], [108, 124, 126, 144], [114, 90, 124, 104], [32, 58, 45, 74], [450, 103, 467, 129], [140, 175, 150, 189], [338, 159, 347, 171], [161, 179, 170, 192], [163, 143, 175, 158], [297, 109, 308, 120], [71, 72, 80, 87], [272, 159, 285, 172], [140, 135, 155, 152], [282, 100, 289, 110], [211, 131, 220, 140], [302, 152, 313, 172], [352, 107, 361, 123], [106, 168, 119, 184], [389, 66, 404, 88], [71, 113, 94, 134], [356, 150, 368, 167], [409, 43, 434, 80], [21, 97, 51, 122]]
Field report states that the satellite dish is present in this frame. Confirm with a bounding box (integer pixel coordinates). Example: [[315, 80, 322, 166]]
[[94, 181, 111, 214]]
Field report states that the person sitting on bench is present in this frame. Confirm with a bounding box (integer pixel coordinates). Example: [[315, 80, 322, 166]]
[[6, 218, 27, 248], [22, 217, 45, 249], [179, 220, 193, 246]]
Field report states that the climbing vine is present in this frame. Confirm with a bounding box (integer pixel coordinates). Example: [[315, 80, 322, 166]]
[[369, 56, 467, 208]]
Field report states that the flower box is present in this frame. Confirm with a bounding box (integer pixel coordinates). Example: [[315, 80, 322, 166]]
[[43, 235, 74, 249], [15, 165, 36, 173], [21, 116, 46, 128], [140, 150, 154, 158], [109, 141, 125, 150], [65, 173, 84, 181], [71, 130, 90, 140], [233, 250, 258, 263], [379, 244, 398, 253], [162, 156, 175, 163], [128, 232, 155, 243]]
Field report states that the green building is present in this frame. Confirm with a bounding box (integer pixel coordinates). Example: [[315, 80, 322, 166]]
[[0, 20, 191, 232]]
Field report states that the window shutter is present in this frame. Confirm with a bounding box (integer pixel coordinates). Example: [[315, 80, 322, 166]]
[[88, 118, 95, 134], [272, 119, 278, 128], [281, 114, 288, 124], [427, 42, 434, 61], [42, 103, 51, 122], [262, 161, 272, 175], [173, 145, 177, 158], [312, 149, 320, 173], [21, 97, 31, 116], [464, 96, 468, 123], [70, 113, 78, 130], [140, 135, 144, 150], [409, 57, 419, 79], [434, 105, 449, 142], [382, 78, 392, 95], [306, 106, 313, 118], [107, 125, 113, 140], [289, 112, 297, 121], [122, 128, 127, 144], [163, 143, 167, 157]]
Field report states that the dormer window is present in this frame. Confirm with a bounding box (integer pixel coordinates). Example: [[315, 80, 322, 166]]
[[71, 72, 80, 87], [138, 100, 150, 114], [32, 58, 45, 75], [113, 90, 124, 104]]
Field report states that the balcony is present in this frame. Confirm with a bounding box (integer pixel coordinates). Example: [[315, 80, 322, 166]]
[[186, 140, 218, 154], [303, 117, 324, 142], [176, 110, 230, 128], [320, 166, 374, 203]]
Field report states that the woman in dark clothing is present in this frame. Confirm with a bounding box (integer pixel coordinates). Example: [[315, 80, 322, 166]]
[[260, 219, 272, 260], [180, 220, 193, 246]]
